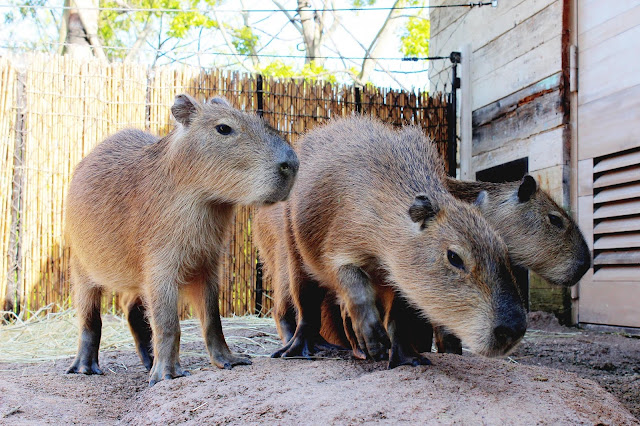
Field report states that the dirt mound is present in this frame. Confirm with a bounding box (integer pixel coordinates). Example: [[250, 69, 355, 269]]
[[527, 310, 570, 333], [1, 315, 638, 424], [117, 355, 636, 425]]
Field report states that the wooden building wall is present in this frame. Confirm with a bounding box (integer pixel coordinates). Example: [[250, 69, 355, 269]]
[[575, 0, 640, 329], [429, 0, 571, 320]]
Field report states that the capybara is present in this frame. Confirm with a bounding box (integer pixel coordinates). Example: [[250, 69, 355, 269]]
[[258, 116, 526, 366], [66, 94, 299, 385], [281, 174, 592, 357]]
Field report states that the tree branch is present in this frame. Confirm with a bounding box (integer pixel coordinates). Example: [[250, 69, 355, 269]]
[[272, 0, 302, 33], [359, 0, 404, 83], [211, 8, 254, 73]]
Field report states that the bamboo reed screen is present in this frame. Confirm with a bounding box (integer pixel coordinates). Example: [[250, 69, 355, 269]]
[[0, 53, 449, 319]]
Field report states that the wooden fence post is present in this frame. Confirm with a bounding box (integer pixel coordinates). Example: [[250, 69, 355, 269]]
[[5, 71, 26, 316]]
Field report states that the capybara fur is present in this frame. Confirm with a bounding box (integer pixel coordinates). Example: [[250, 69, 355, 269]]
[[66, 94, 298, 385], [263, 173, 591, 358], [256, 116, 526, 365]]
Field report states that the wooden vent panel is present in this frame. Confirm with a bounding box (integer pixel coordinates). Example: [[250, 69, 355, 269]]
[[593, 148, 640, 279]]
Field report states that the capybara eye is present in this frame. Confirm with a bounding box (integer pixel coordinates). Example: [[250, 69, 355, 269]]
[[216, 124, 232, 135], [447, 250, 465, 270], [548, 213, 564, 229]]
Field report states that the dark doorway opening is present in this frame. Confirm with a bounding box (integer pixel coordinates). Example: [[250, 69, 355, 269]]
[[476, 157, 530, 310]]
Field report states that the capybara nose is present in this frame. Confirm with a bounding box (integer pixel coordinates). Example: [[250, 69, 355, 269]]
[[493, 322, 526, 349], [279, 161, 296, 178], [568, 243, 592, 286], [278, 150, 299, 179]]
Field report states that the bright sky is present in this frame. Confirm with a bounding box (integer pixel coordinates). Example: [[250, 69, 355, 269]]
[[0, 0, 433, 90]]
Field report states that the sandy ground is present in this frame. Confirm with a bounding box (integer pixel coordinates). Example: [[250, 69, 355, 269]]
[[0, 313, 638, 425]]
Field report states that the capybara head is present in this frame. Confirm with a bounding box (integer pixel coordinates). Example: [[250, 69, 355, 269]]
[[400, 191, 527, 357], [168, 94, 298, 204], [480, 175, 591, 287]]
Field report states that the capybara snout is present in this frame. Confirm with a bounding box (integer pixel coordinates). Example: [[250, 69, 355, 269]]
[[170, 94, 298, 205], [488, 275, 527, 356], [265, 145, 299, 203]]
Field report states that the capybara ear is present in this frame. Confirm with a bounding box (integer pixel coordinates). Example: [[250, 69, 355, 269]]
[[517, 175, 537, 203], [409, 193, 438, 225], [474, 190, 488, 208], [209, 96, 231, 107], [171, 94, 200, 127]]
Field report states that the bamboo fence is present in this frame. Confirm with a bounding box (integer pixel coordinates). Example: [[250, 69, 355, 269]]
[[0, 53, 450, 319]]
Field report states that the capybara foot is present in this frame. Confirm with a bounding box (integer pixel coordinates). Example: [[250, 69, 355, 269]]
[[67, 357, 103, 375], [388, 347, 431, 369], [356, 319, 391, 361], [272, 330, 341, 358], [148, 362, 190, 386], [212, 352, 252, 370]]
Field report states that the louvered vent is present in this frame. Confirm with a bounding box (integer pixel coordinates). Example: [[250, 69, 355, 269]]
[[592, 147, 640, 280]]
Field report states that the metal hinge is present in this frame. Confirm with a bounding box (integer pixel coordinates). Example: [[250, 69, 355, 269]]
[[570, 44, 578, 93]]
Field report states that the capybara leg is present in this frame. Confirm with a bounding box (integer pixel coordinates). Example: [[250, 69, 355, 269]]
[[410, 314, 434, 355], [386, 308, 431, 369], [337, 265, 390, 361], [186, 278, 252, 369], [274, 298, 297, 344], [145, 280, 189, 386], [272, 279, 331, 359], [434, 327, 463, 355], [67, 260, 103, 375], [124, 296, 153, 371], [341, 306, 367, 360]]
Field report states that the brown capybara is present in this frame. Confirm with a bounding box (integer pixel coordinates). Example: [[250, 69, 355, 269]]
[[304, 174, 592, 357], [258, 116, 526, 366], [65, 94, 298, 386]]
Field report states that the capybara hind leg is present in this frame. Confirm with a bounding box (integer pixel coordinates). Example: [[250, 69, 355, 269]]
[[122, 295, 153, 371], [385, 298, 431, 369], [185, 277, 252, 369], [272, 279, 333, 358], [274, 297, 297, 344], [434, 327, 463, 355], [67, 260, 103, 375], [337, 265, 390, 361], [145, 279, 189, 386]]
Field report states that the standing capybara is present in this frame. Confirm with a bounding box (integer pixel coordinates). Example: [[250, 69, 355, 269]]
[[66, 94, 298, 385], [259, 116, 526, 366]]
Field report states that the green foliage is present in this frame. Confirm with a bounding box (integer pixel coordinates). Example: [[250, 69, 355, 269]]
[[98, 0, 219, 60], [258, 60, 337, 83], [258, 60, 295, 78], [351, 0, 376, 6], [401, 16, 429, 58], [231, 26, 258, 56]]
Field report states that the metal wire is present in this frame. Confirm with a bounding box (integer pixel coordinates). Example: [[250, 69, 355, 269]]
[[0, 2, 494, 14]]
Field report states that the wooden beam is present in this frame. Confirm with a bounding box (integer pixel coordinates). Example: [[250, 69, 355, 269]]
[[472, 88, 564, 157], [460, 44, 472, 180]]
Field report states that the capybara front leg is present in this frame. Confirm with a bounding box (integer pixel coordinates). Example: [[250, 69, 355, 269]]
[[187, 278, 251, 369], [122, 295, 153, 371], [67, 263, 103, 375], [341, 303, 367, 360], [338, 265, 390, 361], [145, 281, 189, 386], [434, 327, 463, 355]]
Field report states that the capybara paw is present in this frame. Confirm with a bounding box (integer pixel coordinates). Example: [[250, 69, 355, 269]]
[[148, 363, 189, 386], [271, 335, 315, 359], [388, 351, 431, 369], [212, 352, 252, 369], [66, 359, 103, 375], [358, 320, 391, 360]]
